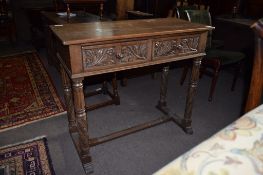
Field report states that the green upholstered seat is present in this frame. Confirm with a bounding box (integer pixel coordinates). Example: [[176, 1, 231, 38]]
[[206, 49, 245, 65]]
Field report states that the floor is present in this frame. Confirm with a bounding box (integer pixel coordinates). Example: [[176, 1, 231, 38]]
[[0, 41, 246, 175]]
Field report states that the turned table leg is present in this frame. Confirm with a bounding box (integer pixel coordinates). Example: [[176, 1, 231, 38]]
[[60, 64, 77, 133], [72, 78, 92, 174], [156, 66, 170, 113], [183, 57, 202, 134], [112, 72, 120, 105]]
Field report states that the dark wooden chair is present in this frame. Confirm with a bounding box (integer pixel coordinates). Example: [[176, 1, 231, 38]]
[[0, 0, 16, 43], [244, 18, 263, 112], [180, 10, 245, 101]]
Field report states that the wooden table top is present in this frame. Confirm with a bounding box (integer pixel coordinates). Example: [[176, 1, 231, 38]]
[[50, 18, 212, 45]]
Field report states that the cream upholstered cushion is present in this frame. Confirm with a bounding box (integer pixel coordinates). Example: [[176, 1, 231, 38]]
[[154, 104, 263, 175]]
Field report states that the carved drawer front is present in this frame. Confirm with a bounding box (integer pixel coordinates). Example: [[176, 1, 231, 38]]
[[82, 40, 149, 71], [82, 44, 118, 71], [153, 35, 200, 59], [117, 40, 149, 64]]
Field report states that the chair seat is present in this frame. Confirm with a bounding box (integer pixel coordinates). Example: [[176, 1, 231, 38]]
[[206, 49, 245, 65]]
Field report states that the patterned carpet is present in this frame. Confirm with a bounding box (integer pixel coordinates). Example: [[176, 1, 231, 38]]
[[0, 51, 65, 132], [0, 137, 55, 175]]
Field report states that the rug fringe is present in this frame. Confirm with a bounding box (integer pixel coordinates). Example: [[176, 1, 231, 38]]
[[0, 135, 47, 150]]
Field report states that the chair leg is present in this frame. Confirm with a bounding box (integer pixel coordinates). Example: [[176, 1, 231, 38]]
[[208, 61, 220, 102], [231, 61, 242, 91], [180, 66, 189, 85], [208, 71, 219, 101]]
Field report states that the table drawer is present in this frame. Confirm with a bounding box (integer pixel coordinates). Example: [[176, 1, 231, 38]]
[[153, 35, 200, 60], [82, 40, 149, 71]]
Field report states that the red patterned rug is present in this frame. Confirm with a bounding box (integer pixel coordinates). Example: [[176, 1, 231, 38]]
[[0, 51, 65, 132]]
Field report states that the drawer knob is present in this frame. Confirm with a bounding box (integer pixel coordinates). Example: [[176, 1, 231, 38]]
[[116, 53, 124, 60]]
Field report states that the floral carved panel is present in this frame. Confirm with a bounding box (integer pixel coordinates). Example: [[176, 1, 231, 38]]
[[153, 36, 200, 59], [82, 41, 149, 70], [117, 43, 148, 63], [82, 47, 117, 70]]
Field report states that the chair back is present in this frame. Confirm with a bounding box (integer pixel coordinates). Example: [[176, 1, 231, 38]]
[[184, 9, 212, 25], [184, 9, 212, 48], [176, 6, 198, 19]]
